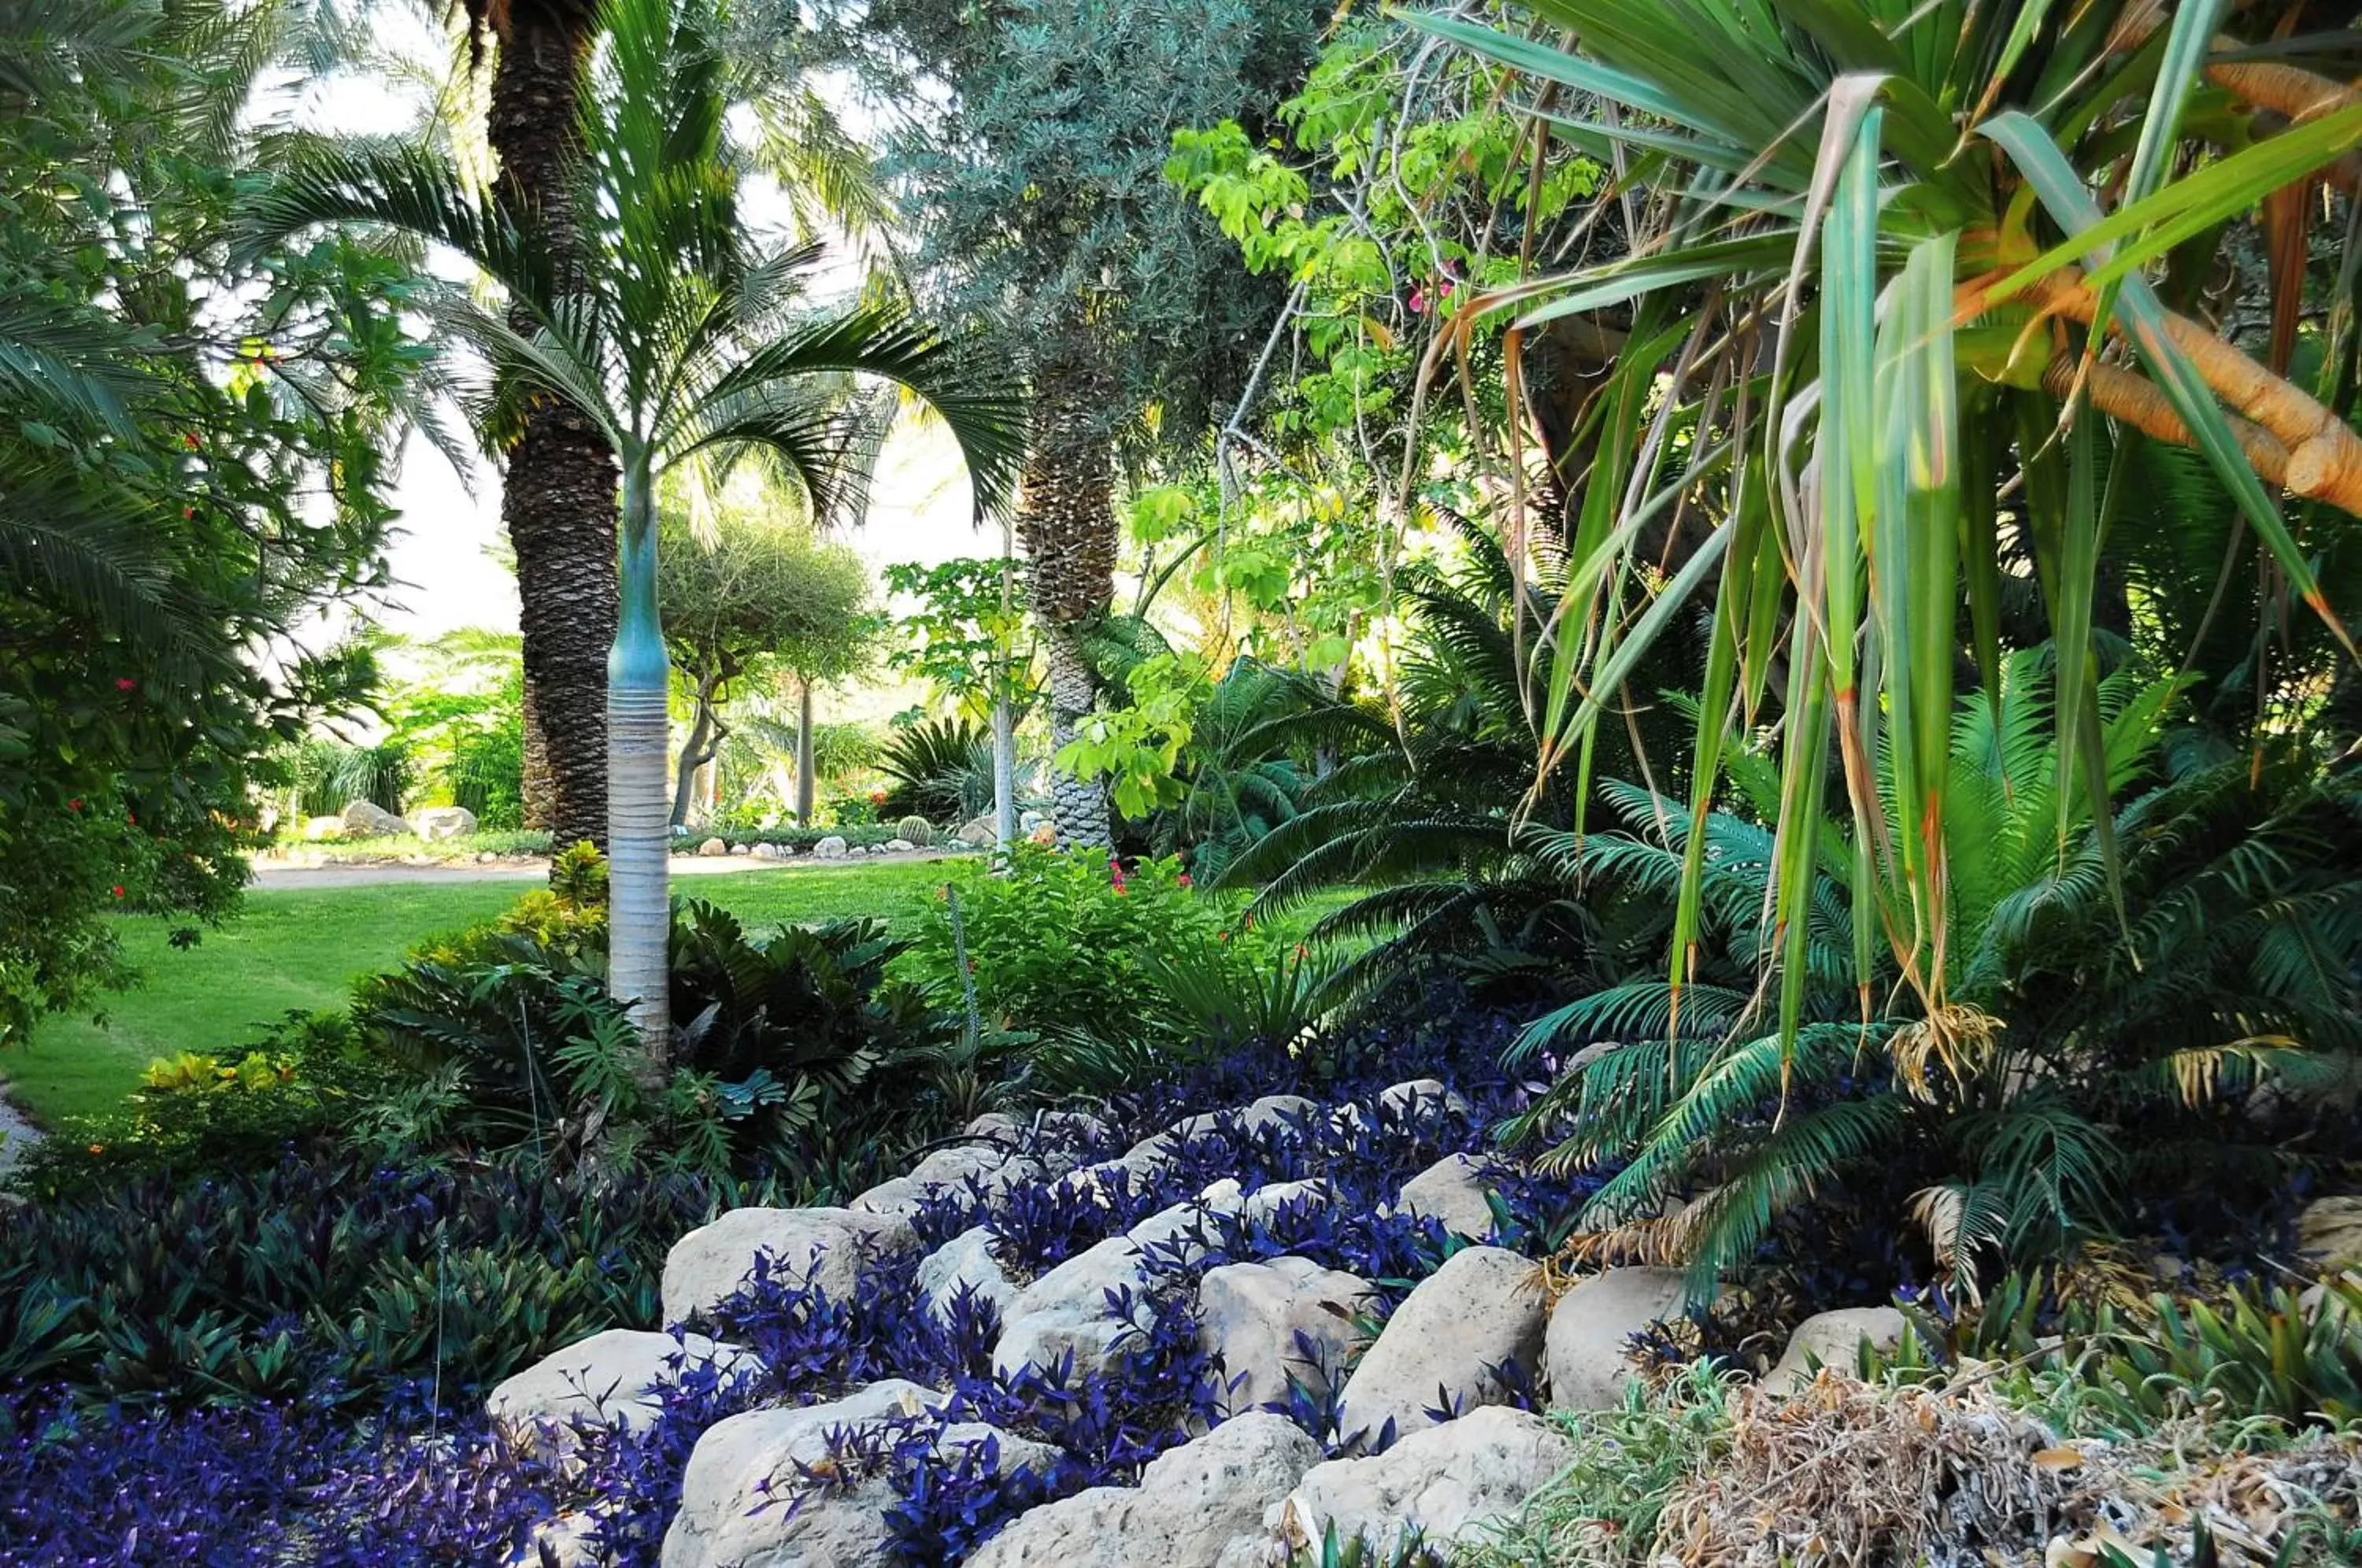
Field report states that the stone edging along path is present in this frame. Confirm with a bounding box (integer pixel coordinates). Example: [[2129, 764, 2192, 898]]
[[485, 1079, 1910, 1566]]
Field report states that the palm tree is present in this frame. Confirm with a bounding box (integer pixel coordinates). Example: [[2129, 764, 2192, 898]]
[[1416, 0, 2362, 1049], [455, 0, 894, 852], [458, 0, 616, 855], [238, 0, 1024, 1048]]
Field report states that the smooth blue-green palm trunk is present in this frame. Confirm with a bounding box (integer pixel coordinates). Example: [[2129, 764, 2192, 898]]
[[608, 457, 672, 1050]]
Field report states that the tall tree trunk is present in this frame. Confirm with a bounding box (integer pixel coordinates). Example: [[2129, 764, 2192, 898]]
[[993, 515, 1018, 849], [486, 0, 616, 853], [1016, 359, 1117, 849], [608, 455, 671, 1052], [794, 678, 816, 826]]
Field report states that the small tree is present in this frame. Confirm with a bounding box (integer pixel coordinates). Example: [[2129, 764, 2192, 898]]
[[658, 501, 872, 825]]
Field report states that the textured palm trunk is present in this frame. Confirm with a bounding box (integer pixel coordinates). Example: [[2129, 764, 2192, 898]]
[[1016, 366, 1116, 849], [608, 457, 672, 1052], [487, 0, 616, 851]]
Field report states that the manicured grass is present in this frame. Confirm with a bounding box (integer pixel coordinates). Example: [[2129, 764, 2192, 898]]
[[5, 860, 955, 1128]]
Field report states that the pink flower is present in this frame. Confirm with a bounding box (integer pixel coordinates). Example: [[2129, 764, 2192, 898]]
[[1176, 873, 1192, 888], [116, 678, 135, 692]]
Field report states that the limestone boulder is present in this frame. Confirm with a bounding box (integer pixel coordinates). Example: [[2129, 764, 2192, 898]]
[[1334, 1247, 1545, 1448], [1544, 1266, 1687, 1411], [966, 1413, 1320, 1568], [413, 805, 478, 841], [1127, 1095, 1320, 1169], [1200, 1257, 1375, 1415], [1270, 1406, 1574, 1559], [992, 1234, 1156, 1381], [917, 1225, 1018, 1326], [662, 1206, 917, 1326], [884, 838, 916, 852], [1335, 1078, 1475, 1137], [302, 815, 346, 841], [956, 815, 996, 846], [487, 1329, 760, 1452], [813, 835, 850, 860], [1764, 1306, 1911, 1392], [1394, 1154, 1497, 1240], [2299, 1195, 2362, 1274], [661, 1381, 1057, 1568], [340, 798, 409, 837], [1242, 1178, 1331, 1227], [852, 1145, 1040, 1216], [694, 837, 727, 857]]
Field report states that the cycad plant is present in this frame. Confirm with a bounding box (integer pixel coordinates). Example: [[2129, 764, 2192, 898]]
[[1416, 0, 2362, 1055], [237, 0, 1024, 1046], [1222, 513, 1693, 993], [1507, 654, 2362, 1296]]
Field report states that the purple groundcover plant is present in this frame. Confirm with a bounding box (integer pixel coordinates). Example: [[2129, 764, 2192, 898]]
[[0, 985, 1616, 1566]]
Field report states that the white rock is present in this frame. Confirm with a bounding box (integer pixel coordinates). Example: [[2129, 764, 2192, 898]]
[[1544, 1266, 1687, 1411], [1764, 1306, 1910, 1392], [695, 837, 727, 857], [1242, 1178, 1332, 1227], [993, 1234, 1156, 1381], [1394, 1154, 1497, 1240], [1271, 1406, 1575, 1558], [507, 1511, 609, 1567], [477, 849, 498, 864], [1335, 1247, 1544, 1447], [662, 1206, 917, 1326], [1335, 1078, 1475, 1137], [662, 1381, 1056, 1568], [1020, 810, 1046, 832], [956, 814, 996, 846], [1201, 1258, 1375, 1415], [340, 798, 409, 837], [885, 838, 916, 852], [814, 835, 850, 860], [2300, 1195, 2362, 1274], [918, 1225, 1018, 1326], [487, 1329, 760, 1452], [302, 815, 346, 841], [967, 1413, 1320, 1568], [728, 843, 752, 856], [1127, 1182, 1249, 1268], [852, 1145, 1041, 1216], [413, 805, 479, 841], [1127, 1095, 1320, 1168]]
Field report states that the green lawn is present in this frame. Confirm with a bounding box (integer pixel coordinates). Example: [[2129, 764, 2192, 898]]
[[6, 860, 953, 1128]]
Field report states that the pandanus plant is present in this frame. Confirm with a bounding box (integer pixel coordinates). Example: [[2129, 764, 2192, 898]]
[[1416, 0, 2362, 1052], [235, 0, 1024, 1048]]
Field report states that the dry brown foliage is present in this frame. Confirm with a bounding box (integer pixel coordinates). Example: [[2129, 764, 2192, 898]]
[[1647, 1373, 2362, 1566]]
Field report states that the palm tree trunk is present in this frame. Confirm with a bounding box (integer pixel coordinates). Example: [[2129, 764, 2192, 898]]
[[794, 678, 816, 825], [487, 0, 616, 852], [1016, 360, 1116, 849], [608, 454, 671, 1053], [994, 516, 1018, 849]]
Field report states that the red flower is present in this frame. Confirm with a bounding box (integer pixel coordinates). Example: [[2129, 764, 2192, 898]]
[[67, 798, 83, 812], [1176, 873, 1191, 887], [182, 506, 194, 520], [181, 432, 199, 450], [116, 678, 135, 692], [126, 812, 136, 827], [109, 885, 126, 899]]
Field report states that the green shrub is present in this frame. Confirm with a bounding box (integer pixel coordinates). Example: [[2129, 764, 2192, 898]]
[[901, 845, 1277, 1048], [895, 814, 937, 846], [14, 1012, 400, 1200]]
